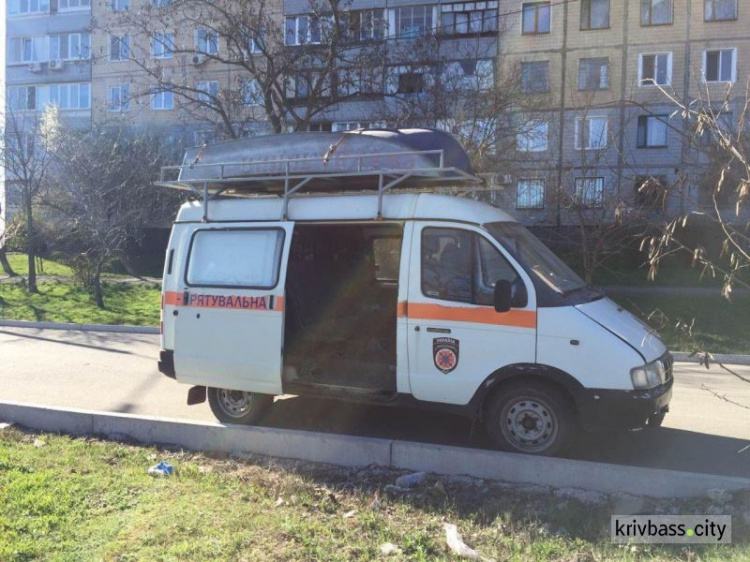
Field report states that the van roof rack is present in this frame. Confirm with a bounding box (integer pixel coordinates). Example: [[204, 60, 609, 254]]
[[156, 128, 484, 220]]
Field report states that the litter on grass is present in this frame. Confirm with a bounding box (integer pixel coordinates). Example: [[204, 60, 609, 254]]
[[148, 461, 174, 477]]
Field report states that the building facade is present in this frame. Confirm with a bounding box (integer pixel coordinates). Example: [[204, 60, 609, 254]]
[[3, 0, 749, 228]]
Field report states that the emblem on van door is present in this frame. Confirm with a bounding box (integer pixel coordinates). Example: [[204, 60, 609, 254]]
[[433, 337, 459, 374]]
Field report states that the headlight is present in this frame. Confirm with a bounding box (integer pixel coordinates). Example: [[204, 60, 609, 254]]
[[630, 360, 665, 389]]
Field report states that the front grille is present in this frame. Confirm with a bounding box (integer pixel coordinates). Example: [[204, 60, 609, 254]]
[[662, 352, 674, 382]]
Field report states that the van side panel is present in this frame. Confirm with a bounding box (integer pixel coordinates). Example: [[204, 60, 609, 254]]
[[161, 225, 191, 353], [396, 222, 414, 395]]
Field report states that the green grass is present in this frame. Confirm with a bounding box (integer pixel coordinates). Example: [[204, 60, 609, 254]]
[[5, 253, 75, 277], [1, 429, 747, 561], [0, 279, 160, 326], [614, 294, 750, 355]]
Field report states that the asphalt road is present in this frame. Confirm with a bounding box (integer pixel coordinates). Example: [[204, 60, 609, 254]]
[[1, 326, 749, 478]]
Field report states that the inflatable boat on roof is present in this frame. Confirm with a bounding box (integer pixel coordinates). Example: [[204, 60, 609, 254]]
[[160, 128, 481, 195]]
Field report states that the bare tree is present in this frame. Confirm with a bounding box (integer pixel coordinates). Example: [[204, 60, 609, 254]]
[[0, 107, 58, 292], [95, 0, 387, 139], [42, 115, 176, 308]]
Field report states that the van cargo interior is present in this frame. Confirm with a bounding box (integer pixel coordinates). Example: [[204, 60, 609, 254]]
[[283, 223, 402, 395]]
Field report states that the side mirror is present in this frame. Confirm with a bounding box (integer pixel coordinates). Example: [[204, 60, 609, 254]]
[[511, 281, 528, 309], [493, 280, 512, 313]]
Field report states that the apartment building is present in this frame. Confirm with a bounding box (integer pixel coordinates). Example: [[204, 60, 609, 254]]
[[497, 0, 749, 226], [4, 0, 93, 220]]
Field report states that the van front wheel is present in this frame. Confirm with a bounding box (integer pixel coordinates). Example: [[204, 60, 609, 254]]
[[484, 382, 574, 456], [208, 388, 273, 425]]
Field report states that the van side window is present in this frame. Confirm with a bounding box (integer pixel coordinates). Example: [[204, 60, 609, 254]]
[[186, 229, 285, 288], [421, 228, 520, 306]]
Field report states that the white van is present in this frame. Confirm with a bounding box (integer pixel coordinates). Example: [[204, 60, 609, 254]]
[[158, 129, 672, 456]]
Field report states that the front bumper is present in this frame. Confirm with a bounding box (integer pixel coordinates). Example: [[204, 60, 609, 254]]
[[578, 376, 673, 432]]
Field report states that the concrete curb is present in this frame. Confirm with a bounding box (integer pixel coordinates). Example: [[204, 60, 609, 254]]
[[2, 400, 749, 499], [0, 319, 159, 335], [672, 351, 750, 366]]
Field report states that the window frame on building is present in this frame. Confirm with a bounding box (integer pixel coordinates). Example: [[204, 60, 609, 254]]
[[151, 31, 175, 59], [285, 14, 333, 46], [704, 0, 738, 22], [48, 82, 91, 110], [516, 120, 549, 152], [636, 114, 669, 148], [111, 0, 129, 12], [195, 29, 219, 56], [440, 1, 498, 36], [516, 179, 546, 209], [109, 34, 131, 61], [580, 0, 610, 30], [638, 52, 673, 86], [59, 0, 90, 10], [67, 32, 91, 60], [577, 57, 610, 91], [393, 5, 435, 39], [574, 177, 605, 208], [641, 0, 673, 26], [150, 88, 174, 110], [520, 60, 550, 93], [574, 116, 608, 150], [703, 48, 737, 83], [521, 2, 551, 35], [196, 80, 220, 106], [241, 78, 263, 105], [8, 36, 48, 64], [8, 0, 50, 16], [107, 84, 130, 112], [8, 86, 40, 111]]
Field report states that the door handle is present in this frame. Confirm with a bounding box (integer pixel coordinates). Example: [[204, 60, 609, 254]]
[[426, 327, 451, 334]]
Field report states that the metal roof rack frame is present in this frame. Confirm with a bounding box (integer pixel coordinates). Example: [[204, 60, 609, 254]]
[[157, 148, 483, 222]]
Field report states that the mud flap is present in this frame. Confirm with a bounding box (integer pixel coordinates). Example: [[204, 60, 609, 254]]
[[187, 385, 207, 405]]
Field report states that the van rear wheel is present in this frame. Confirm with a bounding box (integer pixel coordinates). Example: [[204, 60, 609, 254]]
[[208, 388, 273, 425], [484, 381, 574, 456]]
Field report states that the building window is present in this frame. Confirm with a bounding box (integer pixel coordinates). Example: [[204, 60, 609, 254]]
[[332, 122, 380, 132], [639, 53, 672, 86], [441, 59, 495, 91], [59, 0, 90, 9], [68, 33, 91, 60], [637, 115, 669, 148], [49, 83, 90, 110], [440, 1, 498, 35], [195, 29, 219, 55], [308, 122, 333, 132], [522, 2, 551, 34], [110, 35, 131, 61], [705, 0, 737, 21], [8, 0, 49, 15], [517, 121, 548, 152], [107, 84, 130, 112], [8, 86, 40, 111], [241, 79, 263, 105], [8, 37, 47, 63], [346, 9, 387, 41], [641, 0, 672, 25], [575, 177, 604, 208], [196, 81, 219, 106], [151, 32, 175, 59], [575, 116, 608, 149], [395, 5, 434, 39], [151, 88, 174, 110], [152, 0, 171, 6], [580, 0, 609, 30], [111, 0, 129, 11], [398, 72, 425, 94], [338, 67, 384, 97], [703, 49, 736, 82], [577, 58, 609, 90], [520, 61, 550, 93], [516, 179, 545, 209], [285, 15, 333, 45]]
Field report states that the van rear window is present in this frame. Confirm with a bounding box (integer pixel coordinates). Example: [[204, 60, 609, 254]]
[[186, 229, 284, 289]]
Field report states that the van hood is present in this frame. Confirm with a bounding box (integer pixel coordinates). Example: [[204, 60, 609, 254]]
[[575, 297, 667, 363]]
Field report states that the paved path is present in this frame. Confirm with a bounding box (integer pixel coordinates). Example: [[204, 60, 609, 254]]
[[1, 327, 749, 478]]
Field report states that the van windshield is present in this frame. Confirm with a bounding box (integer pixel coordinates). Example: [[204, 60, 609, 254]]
[[486, 222, 587, 295]]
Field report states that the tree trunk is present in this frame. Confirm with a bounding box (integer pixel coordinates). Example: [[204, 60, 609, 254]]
[[93, 265, 105, 309], [0, 246, 17, 276], [25, 196, 38, 293]]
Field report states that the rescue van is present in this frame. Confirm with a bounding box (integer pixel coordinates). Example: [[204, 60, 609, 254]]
[[157, 128, 672, 456]]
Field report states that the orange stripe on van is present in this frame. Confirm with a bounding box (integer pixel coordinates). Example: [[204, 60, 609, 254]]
[[406, 302, 537, 329], [163, 291, 283, 312]]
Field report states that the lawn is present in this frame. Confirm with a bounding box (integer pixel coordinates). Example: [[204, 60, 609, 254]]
[[4, 253, 75, 278], [0, 279, 160, 326], [613, 294, 750, 355], [1, 428, 747, 561]]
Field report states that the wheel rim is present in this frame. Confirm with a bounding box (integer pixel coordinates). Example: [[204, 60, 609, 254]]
[[217, 389, 254, 418], [500, 395, 558, 453]]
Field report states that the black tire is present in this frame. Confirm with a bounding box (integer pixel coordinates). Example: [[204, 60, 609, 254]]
[[208, 387, 273, 425], [647, 411, 666, 428], [484, 381, 575, 456]]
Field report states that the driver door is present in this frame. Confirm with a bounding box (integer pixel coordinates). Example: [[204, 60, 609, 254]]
[[406, 222, 537, 405]]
